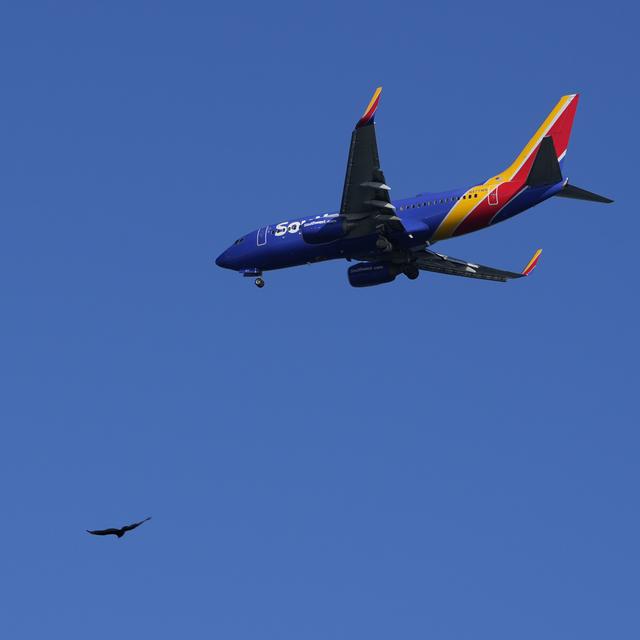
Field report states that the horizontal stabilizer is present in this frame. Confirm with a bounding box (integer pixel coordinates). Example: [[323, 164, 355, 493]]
[[555, 183, 613, 204], [526, 136, 562, 187]]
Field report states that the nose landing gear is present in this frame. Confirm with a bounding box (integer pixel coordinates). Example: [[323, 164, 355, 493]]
[[240, 269, 265, 288]]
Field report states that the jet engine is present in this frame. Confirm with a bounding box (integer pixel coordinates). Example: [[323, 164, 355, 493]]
[[348, 262, 403, 287], [301, 217, 350, 244]]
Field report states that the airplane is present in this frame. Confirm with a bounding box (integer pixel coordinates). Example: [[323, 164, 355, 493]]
[[216, 88, 612, 288]]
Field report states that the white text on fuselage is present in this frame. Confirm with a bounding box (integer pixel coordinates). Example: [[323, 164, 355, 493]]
[[274, 213, 339, 236]]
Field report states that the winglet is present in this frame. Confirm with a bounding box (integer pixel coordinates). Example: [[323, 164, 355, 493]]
[[522, 249, 542, 276], [356, 87, 382, 128]]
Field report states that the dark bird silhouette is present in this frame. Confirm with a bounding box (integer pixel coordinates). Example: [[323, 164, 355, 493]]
[[86, 516, 151, 538]]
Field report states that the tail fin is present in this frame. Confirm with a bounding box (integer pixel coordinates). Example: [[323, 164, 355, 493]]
[[519, 97, 613, 203], [502, 95, 579, 183], [497, 95, 613, 204]]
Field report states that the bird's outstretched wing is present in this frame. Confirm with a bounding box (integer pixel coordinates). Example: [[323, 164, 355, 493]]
[[86, 528, 120, 536], [121, 516, 152, 533]]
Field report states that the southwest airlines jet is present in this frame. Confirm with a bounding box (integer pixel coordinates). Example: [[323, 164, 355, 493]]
[[216, 89, 612, 288]]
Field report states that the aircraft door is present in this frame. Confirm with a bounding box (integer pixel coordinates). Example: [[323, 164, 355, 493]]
[[488, 186, 499, 206], [257, 226, 268, 246]]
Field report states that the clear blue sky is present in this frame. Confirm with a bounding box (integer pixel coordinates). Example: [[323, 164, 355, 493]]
[[0, 1, 637, 638]]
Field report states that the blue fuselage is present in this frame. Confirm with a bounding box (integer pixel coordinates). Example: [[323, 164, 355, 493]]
[[215, 181, 563, 274]]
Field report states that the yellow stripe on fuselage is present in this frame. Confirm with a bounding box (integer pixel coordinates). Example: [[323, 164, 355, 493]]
[[431, 187, 488, 241]]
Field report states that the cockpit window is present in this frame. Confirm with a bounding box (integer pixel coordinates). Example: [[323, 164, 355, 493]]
[[234, 237, 244, 245]]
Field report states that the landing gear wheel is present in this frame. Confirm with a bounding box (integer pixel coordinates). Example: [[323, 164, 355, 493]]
[[404, 265, 419, 280], [255, 277, 265, 288]]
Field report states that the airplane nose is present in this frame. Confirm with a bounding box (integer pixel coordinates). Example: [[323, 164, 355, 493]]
[[215, 250, 230, 268]]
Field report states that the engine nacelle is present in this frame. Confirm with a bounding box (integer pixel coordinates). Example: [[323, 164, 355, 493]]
[[348, 262, 402, 288], [301, 216, 349, 244]]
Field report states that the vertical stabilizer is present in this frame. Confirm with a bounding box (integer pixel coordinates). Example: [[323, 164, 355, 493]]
[[502, 94, 579, 183]]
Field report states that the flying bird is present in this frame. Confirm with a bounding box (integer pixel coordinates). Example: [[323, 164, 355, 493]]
[[86, 516, 151, 538]]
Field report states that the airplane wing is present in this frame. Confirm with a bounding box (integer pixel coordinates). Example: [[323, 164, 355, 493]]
[[340, 88, 404, 235], [413, 248, 542, 282]]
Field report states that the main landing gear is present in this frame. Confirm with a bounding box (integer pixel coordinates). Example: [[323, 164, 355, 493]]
[[404, 265, 419, 280], [255, 277, 265, 288]]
